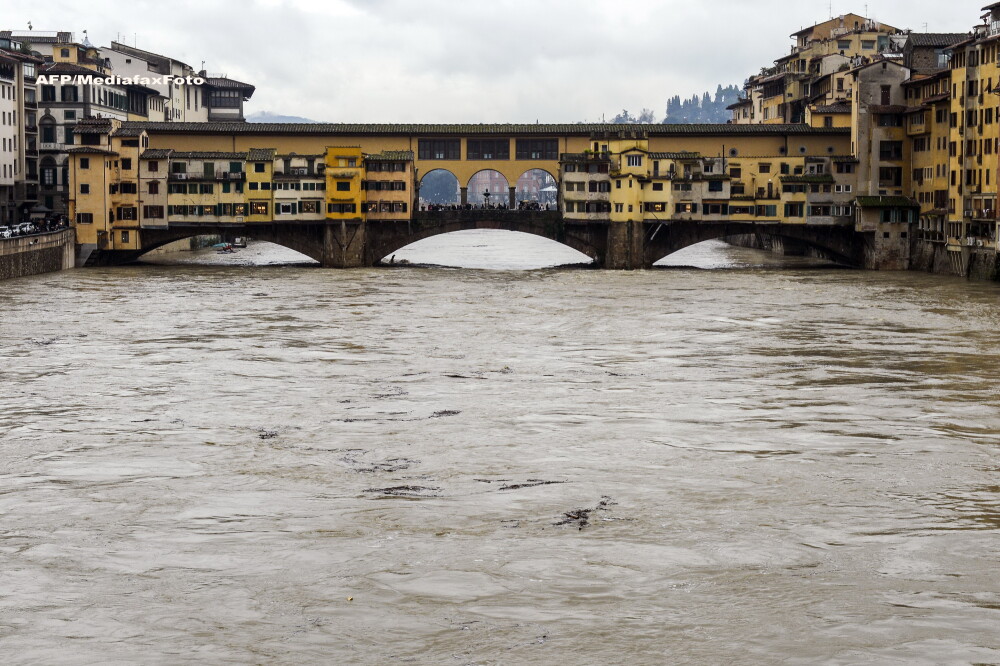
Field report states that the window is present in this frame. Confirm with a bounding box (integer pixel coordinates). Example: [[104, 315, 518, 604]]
[[418, 139, 461, 160], [200, 184, 214, 194], [41, 86, 56, 102], [250, 202, 269, 215], [515, 139, 558, 160], [278, 203, 295, 215], [879, 141, 903, 160], [708, 180, 723, 192], [117, 207, 137, 221], [336, 181, 351, 191], [675, 203, 698, 214], [120, 183, 137, 194], [79, 158, 90, 170], [254, 163, 266, 173], [60, 86, 78, 102], [466, 139, 510, 160], [652, 182, 664, 191], [80, 184, 90, 194], [143, 205, 164, 219], [76, 212, 93, 224], [148, 182, 159, 195], [626, 155, 643, 167], [784, 203, 804, 217], [758, 163, 771, 174]]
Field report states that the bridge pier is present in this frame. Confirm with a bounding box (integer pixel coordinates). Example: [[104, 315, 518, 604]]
[[605, 220, 645, 270], [460, 187, 468, 206], [321, 221, 368, 268], [508, 187, 516, 209]]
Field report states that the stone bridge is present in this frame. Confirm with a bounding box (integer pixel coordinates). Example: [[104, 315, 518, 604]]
[[80, 211, 869, 269]]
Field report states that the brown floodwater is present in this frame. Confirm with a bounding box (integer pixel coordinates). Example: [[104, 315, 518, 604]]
[[1, 237, 999, 664]]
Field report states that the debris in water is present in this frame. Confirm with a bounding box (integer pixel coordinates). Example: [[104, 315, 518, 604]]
[[554, 496, 616, 530], [363, 486, 440, 498], [431, 410, 461, 418], [499, 479, 566, 491], [257, 430, 279, 440]]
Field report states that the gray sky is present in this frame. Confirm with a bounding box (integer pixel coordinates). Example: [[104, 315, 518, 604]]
[[4, 0, 989, 122]]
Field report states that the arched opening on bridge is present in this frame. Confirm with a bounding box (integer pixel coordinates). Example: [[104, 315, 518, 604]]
[[654, 237, 845, 270], [137, 236, 318, 267], [516, 169, 558, 209], [382, 230, 593, 270], [467, 170, 510, 207], [419, 169, 461, 207]]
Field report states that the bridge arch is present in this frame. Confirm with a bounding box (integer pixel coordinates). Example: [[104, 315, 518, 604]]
[[467, 169, 510, 205], [367, 211, 603, 266], [516, 168, 558, 207], [418, 168, 461, 206], [645, 222, 861, 267]]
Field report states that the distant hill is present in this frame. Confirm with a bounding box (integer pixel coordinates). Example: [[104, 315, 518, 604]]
[[247, 111, 321, 124]]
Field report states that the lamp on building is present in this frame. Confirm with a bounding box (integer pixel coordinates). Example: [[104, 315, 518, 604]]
[[483, 189, 492, 206]]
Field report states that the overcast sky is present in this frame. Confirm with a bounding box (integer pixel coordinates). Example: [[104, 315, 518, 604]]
[[4, 0, 991, 122]]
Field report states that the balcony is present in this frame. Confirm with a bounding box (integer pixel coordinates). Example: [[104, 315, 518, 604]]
[[23, 99, 37, 110], [24, 124, 37, 134]]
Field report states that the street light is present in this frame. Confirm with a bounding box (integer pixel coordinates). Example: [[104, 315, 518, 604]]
[[483, 189, 491, 207]]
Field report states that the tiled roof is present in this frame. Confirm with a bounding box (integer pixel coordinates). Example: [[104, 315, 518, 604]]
[[140, 149, 173, 159], [726, 99, 752, 110], [121, 121, 851, 137], [365, 150, 414, 161], [171, 151, 248, 160], [205, 77, 255, 94], [907, 33, 968, 48], [814, 104, 852, 113], [40, 62, 102, 76], [73, 123, 113, 135], [111, 127, 145, 137], [247, 148, 276, 161], [65, 147, 117, 155], [855, 196, 919, 208], [649, 152, 701, 159]]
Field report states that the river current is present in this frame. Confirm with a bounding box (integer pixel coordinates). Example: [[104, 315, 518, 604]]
[[1, 235, 999, 664]]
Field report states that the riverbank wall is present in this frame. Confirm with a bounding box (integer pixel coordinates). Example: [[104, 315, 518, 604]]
[[0, 229, 76, 281], [727, 233, 999, 282]]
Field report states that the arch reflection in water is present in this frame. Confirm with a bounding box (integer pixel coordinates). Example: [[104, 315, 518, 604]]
[[383, 229, 593, 270]]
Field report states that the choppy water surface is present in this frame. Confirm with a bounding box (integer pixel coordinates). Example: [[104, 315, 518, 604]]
[[1, 236, 999, 664]]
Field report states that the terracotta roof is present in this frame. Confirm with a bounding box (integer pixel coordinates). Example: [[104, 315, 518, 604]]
[[855, 196, 919, 208], [170, 151, 248, 160], [365, 150, 414, 161], [205, 77, 255, 94], [247, 148, 276, 161], [111, 127, 145, 137], [649, 152, 701, 159], [121, 121, 851, 137], [73, 123, 113, 135], [40, 62, 102, 77], [140, 149, 173, 159], [726, 99, 752, 110], [65, 147, 117, 155], [814, 104, 852, 113], [906, 33, 967, 48]]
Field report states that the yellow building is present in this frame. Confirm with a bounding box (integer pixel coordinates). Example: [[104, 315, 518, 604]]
[[363, 151, 413, 221], [324, 147, 364, 220]]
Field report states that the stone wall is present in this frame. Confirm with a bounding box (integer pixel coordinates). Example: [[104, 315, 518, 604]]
[[0, 229, 76, 281], [910, 240, 999, 282]]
